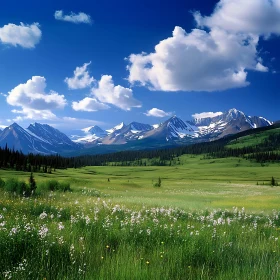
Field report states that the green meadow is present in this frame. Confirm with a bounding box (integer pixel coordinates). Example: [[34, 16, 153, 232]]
[[0, 155, 280, 279], [1, 155, 279, 211]]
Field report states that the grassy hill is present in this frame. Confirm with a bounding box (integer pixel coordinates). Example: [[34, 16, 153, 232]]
[[226, 126, 280, 149]]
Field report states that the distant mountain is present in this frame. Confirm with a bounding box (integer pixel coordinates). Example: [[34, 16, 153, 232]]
[[84, 125, 107, 137], [189, 108, 272, 140], [71, 125, 108, 143], [27, 123, 79, 150], [142, 116, 196, 142], [0, 108, 272, 155], [100, 122, 154, 145], [69, 108, 273, 153], [0, 123, 80, 154]]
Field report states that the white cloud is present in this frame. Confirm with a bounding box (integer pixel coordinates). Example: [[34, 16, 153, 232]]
[[128, 26, 256, 91], [192, 111, 223, 119], [65, 62, 95, 89], [0, 22, 41, 48], [72, 97, 110, 112], [144, 108, 172, 117], [54, 10, 92, 24], [127, 0, 280, 92], [194, 0, 280, 37], [92, 75, 142, 111], [256, 62, 269, 72], [7, 76, 67, 120], [11, 108, 57, 122]]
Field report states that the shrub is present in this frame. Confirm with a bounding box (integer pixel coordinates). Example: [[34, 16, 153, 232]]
[[45, 180, 59, 191], [29, 173, 37, 194], [271, 176, 278, 186], [58, 182, 71, 192], [4, 178, 19, 193], [4, 178, 32, 196], [0, 178, 5, 188], [39, 179, 71, 193], [154, 177, 162, 187]]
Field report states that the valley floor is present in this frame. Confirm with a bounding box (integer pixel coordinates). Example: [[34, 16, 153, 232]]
[[0, 155, 280, 279]]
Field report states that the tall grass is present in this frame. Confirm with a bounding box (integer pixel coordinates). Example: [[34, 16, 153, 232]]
[[1, 190, 280, 279]]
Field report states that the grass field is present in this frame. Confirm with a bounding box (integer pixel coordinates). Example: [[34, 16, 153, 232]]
[[0, 155, 280, 279]]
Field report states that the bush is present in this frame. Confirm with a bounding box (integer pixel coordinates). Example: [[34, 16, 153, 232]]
[[58, 182, 71, 192], [271, 176, 278, 186], [45, 180, 59, 191], [154, 177, 162, 187], [4, 178, 32, 196], [5, 178, 19, 193], [29, 173, 37, 193], [0, 178, 5, 188], [39, 179, 71, 193]]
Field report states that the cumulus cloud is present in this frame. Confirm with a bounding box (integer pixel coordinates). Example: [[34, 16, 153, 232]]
[[194, 0, 280, 37], [69, 63, 142, 112], [72, 97, 110, 112], [92, 75, 142, 111], [192, 111, 223, 119], [128, 26, 256, 91], [11, 109, 57, 122], [144, 108, 172, 117], [256, 62, 269, 72], [54, 10, 92, 24], [0, 22, 41, 48], [7, 76, 67, 120], [127, 0, 280, 92], [65, 62, 95, 89]]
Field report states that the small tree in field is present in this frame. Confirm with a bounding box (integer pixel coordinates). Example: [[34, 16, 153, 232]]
[[29, 173, 37, 195], [154, 177, 162, 187], [271, 176, 278, 186]]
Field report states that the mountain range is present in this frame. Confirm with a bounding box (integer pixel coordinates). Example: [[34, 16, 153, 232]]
[[0, 109, 272, 155]]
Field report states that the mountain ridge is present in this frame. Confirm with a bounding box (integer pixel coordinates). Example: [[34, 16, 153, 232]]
[[0, 108, 272, 155]]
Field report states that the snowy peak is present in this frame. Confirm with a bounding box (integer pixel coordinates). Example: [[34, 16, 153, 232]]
[[100, 121, 153, 145], [128, 122, 153, 132], [106, 122, 126, 134], [164, 116, 195, 140], [143, 116, 196, 142], [192, 108, 272, 140], [223, 108, 245, 122], [0, 122, 79, 154], [72, 125, 108, 143], [27, 123, 78, 148], [82, 125, 107, 137]]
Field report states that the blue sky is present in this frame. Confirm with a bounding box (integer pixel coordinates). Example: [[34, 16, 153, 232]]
[[0, 0, 278, 133]]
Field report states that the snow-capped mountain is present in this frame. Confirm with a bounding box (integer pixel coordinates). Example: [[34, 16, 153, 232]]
[[101, 122, 153, 145], [27, 123, 79, 150], [190, 108, 272, 140], [106, 122, 126, 134], [74, 108, 272, 147], [74, 122, 154, 145], [71, 125, 108, 143], [0, 123, 80, 154], [83, 125, 107, 137], [142, 116, 196, 141], [0, 109, 273, 155]]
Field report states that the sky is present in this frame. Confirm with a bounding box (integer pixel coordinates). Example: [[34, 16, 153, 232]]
[[0, 0, 279, 134]]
